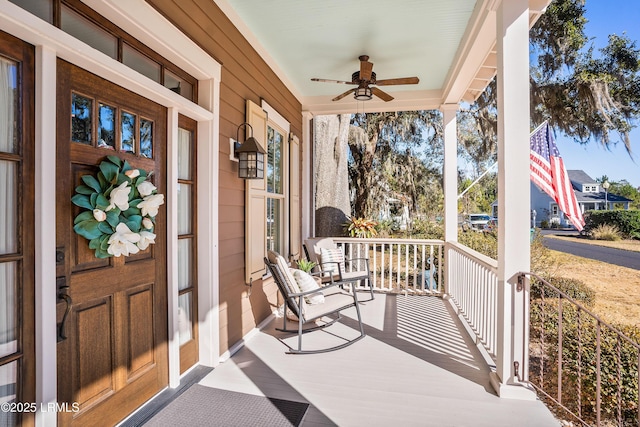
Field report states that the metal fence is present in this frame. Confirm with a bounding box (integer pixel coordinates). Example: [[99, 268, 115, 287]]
[[525, 272, 640, 427]]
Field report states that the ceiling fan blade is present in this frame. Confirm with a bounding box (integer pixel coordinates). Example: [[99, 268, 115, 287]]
[[359, 59, 373, 81], [371, 87, 394, 102], [311, 78, 356, 85], [375, 77, 419, 86], [332, 88, 356, 101]]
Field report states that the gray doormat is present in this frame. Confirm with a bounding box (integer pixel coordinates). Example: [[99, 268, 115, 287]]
[[143, 384, 309, 427]]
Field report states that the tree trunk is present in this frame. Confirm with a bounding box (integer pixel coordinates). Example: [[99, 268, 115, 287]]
[[314, 114, 351, 237], [348, 125, 376, 218]]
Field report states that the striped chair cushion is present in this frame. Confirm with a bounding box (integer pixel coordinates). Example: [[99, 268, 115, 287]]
[[319, 247, 345, 276], [267, 250, 299, 297]]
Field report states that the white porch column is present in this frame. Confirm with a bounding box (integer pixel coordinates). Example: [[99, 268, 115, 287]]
[[493, 0, 534, 399], [35, 44, 58, 427], [166, 107, 180, 387], [301, 111, 314, 240], [441, 104, 458, 243], [197, 78, 221, 367]]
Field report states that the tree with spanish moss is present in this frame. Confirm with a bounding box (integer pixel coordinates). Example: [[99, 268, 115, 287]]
[[347, 111, 443, 220], [469, 0, 640, 155]]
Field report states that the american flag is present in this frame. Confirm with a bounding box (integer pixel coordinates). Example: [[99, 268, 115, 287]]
[[530, 122, 585, 231]]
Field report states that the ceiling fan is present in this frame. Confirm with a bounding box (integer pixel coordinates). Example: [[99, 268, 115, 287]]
[[311, 55, 419, 102]]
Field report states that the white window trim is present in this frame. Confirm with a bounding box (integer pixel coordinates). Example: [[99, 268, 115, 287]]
[[262, 100, 290, 134], [262, 101, 290, 258]]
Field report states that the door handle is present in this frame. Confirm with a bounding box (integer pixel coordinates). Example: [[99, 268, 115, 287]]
[[57, 278, 72, 342]]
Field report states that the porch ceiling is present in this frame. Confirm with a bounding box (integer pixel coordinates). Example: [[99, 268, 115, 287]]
[[215, 0, 551, 114]]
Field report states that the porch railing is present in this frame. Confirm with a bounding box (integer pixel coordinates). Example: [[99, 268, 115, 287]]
[[329, 238, 499, 358], [308, 237, 640, 426], [331, 238, 444, 294], [445, 241, 499, 359], [523, 272, 640, 427]]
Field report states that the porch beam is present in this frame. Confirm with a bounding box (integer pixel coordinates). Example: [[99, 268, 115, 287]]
[[493, 0, 534, 399]]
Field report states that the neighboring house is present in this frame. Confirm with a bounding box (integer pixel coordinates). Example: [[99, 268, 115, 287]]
[[378, 194, 411, 230], [532, 170, 632, 228], [491, 169, 632, 228], [0, 1, 552, 426]]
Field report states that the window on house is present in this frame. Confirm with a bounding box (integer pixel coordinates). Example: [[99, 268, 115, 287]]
[[245, 100, 300, 283], [266, 123, 286, 254], [552, 205, 558, 215]]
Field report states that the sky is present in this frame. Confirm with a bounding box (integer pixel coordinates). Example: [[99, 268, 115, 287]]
[[555, 0, 640, 188]]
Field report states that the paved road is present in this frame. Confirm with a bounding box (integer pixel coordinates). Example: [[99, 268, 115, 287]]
[[543, 236, 640, 270]]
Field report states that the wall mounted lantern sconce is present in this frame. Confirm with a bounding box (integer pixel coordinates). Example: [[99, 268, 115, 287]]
[[233, 123, 266, 179]]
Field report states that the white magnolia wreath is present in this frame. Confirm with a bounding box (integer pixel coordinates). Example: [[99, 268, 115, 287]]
[[71, 155, 164, 258]]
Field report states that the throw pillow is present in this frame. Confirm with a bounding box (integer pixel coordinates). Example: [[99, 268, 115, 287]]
[[291, 269, 325, 305], [267, 250, 299, 297], [319, 247, 345, 276]]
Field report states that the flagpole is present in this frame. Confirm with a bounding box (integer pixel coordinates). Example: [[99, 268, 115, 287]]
[[457, 122, 548, 201], [457, 162, 497, 200], [530, 120, 548, 136]]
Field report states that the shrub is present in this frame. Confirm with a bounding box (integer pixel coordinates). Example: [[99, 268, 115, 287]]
[[530, 298, 640, 426], [410, 218, 444, 240], [531, 229, 556, 275], [458, 230, 497, 259], [589, 223, 622, 241], [375, 219, 398, 237], [540, 219, 549, 229], [343, 217, 378, 238], [530, 275, 595, 307], [583, 210, 640, 238]]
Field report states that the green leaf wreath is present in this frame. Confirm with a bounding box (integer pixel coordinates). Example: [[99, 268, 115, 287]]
[[71, 155, 164, 258]]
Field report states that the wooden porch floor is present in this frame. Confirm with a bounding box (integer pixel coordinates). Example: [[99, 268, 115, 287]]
[[198, 294, 559, 426]]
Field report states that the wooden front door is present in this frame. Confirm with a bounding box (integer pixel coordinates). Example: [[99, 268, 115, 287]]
[[56, 60, 168, 426]]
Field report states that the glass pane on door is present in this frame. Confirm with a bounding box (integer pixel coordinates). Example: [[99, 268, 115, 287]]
[[98, 103, 116, 150], [0, 161, 17, 254], [72, 93, 92, 145], [140, 119, 153, 158], [178, 293, 193, 345], [0, 361, 17, 426], [177, 239, 192, 292], [121, 111, 136, 154], [177, 128, 191, 180], [0, 262, 17, 358], [0, 57, 17, 154], [177, 184, 191, 235]]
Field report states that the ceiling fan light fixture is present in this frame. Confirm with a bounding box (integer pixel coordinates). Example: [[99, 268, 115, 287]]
[[354, 87, 372, 101]]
